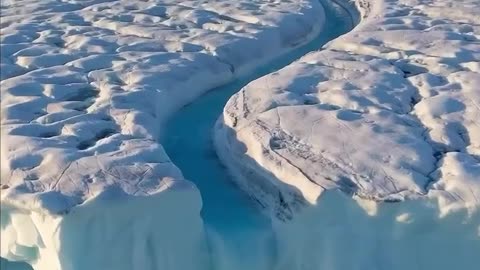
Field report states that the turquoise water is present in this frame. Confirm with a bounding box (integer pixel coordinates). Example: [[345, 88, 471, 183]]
[[1, 258, 32, 270], [161, 0, 354, 268], [3, 1, 354, 269]]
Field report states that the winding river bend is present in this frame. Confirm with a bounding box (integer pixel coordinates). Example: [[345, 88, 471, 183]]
[[2, 1, 355, 270], [162, 0, 355, 269]]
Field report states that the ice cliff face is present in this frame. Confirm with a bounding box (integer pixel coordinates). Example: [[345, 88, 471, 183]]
[[2, 180, 209, 270], [216, 0, 480, 268], [1, 0, 324, 269]]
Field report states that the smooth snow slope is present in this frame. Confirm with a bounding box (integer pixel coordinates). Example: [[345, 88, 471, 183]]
[[1, 0, 325, 269], [216, 0, 480, 268]]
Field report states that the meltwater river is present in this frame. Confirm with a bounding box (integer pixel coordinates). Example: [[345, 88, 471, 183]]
[[161, 0, 355, 269], [2, 1, 355, 269]]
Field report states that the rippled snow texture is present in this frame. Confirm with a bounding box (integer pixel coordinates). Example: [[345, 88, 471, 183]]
[[1, 0, 324, 269], [219, 0, 480, 214], [216, 0, 480, 267]]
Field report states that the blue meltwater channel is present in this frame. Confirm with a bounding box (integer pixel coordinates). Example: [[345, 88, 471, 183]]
[[2, 1, 354, 269], [161, 0, 355, 269]]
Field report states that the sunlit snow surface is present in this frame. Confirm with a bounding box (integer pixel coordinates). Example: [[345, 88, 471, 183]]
[[2, 0, 480, 269], [220, 0, 480, 209], [1, 0, 324, 269], [216, 0, 480, 268]]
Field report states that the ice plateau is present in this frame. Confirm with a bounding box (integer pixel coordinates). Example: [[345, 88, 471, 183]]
[[216, 0, 480, 268], [1, 0, 324, 269], [1, 0, 479, 269]]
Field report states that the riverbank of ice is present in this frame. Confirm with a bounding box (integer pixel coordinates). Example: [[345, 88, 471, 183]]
[[1, 0, 325, 269], [216, 0, 480, 268]]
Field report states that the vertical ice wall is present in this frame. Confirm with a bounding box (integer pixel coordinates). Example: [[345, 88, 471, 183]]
[[2, 181, 210, 270]]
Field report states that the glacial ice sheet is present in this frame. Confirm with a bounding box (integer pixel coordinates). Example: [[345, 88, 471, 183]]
[[2, 0, 479, 269], [1, 0, 324, 214], [1, 0, 325, 269], [162, 1, 353, 270], [216, 0, 480, 268], [270, 190, 480, 270], [219, 0, 480, 214]]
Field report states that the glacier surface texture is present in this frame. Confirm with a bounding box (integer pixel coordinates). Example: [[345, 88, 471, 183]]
[[1, 0, 479, 269]]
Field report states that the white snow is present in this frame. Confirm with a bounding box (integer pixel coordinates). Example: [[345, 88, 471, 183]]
[[2, 0, 480, 268], [216, 0, 480, 268], [219, 0, 480, 212], [1, 0, 324, 269]]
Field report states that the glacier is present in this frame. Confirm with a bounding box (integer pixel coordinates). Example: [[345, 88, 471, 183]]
[[215, 0, 480, 269], [1, 0, 325, 269], [2, 180, 209, 270], [162, 2, 355, 270], [1, 0, 479, 269]]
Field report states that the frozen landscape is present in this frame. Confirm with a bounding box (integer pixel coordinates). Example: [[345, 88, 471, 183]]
[[216, 0, 480, 268], [1, 0, 479, 269]]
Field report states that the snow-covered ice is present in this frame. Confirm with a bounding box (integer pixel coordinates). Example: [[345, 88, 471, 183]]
[[2, 0, 480, 269], [1, 0, 324, 269], [219, 0, 480, 215], [216, 0, 480, 268]]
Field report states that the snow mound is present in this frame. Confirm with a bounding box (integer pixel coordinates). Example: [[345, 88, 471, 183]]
[[1, 0, 325, 268], [218, 0, 480, 214]]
